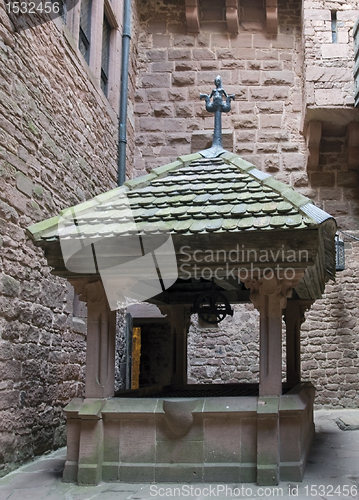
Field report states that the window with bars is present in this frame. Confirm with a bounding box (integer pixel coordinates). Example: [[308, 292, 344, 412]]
[[101, 16, 111, 96], [79, 0, 92, 64]]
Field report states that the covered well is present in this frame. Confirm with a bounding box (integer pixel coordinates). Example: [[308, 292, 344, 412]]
[[27, 148, 336, 485]]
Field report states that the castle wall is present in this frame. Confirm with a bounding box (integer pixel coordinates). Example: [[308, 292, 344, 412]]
[[1, 0, 359, 477], [134, 0, 359, 409], [134, 0, 306, 183], [0, 0, 140, 473]]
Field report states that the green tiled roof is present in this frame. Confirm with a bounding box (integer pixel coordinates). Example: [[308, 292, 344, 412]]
[[27, 152, 333, 242]]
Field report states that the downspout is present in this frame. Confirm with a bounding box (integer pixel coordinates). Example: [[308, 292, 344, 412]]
[[118, 0, 132, 186], [118, 0, 132, 390]]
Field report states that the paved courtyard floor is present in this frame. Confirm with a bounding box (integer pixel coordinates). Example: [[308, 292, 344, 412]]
[[0, 410, 358, 500]]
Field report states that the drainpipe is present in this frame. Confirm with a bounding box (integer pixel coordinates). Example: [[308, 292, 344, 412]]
[[118, 0, 132, 186]]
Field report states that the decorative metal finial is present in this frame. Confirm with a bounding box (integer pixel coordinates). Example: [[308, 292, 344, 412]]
[[199, 76, 235, 158]]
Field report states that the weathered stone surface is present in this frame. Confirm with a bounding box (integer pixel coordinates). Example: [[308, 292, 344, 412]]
[[0, 0, 121, 473], [2, 0, 359, 481]]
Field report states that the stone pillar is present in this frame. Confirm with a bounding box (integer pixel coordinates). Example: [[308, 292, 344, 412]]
[[170, 305, 190, 386], [63, 398, 83, 482], [64, 279, 116, 485], [71, 279, 117, 398], [284, 300, 312, 388], [243, 275, 292, 397], [257, 396, 280, 485], [242, 273, 302, 486]]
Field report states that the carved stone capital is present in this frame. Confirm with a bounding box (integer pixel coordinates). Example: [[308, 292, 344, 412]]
[[69, 278, 106, 305], [242, 273, 303, 312]]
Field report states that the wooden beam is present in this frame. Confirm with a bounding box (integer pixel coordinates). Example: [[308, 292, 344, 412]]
[[149, 289, 250, 306]]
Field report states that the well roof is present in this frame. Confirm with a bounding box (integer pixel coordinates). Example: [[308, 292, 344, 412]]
[[27, 152, 334, 242], [27, 151, 337, 302]]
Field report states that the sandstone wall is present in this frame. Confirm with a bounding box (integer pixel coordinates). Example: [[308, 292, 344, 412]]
[[2, 0, 359, 477], [0, 3, 132, 473], [301, 0, 359, 408], [134, 0, 307, 184], [303, 0, 359, 108], [187, 304, 260, 385], [135, 0, 359, 409]]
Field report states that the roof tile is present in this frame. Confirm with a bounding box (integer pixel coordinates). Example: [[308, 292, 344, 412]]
[[237, 217, 255, 229], [206, 218, 224, 231], [174, 219, 193, 232], [28, 154, 332, 243], [222, 218, 240, 231], [189, 219, 209, 233], [254, 216, 271, 228], [270, 215, 287, 228]]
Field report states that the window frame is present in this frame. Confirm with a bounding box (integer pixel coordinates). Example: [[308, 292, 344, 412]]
[[78, 0, 92, 64], [59, 0, 121, 110]]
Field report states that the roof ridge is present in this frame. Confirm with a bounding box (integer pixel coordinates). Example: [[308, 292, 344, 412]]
[[222, 152, 312, 209], [123, 153, 203, 190], [222, 152, 336, 226]]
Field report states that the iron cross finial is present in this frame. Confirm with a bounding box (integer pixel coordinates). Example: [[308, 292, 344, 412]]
[[200, 76, 235, 154]]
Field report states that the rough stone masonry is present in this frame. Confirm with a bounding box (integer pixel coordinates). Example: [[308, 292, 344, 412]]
[[133, 0, 359, 410], [1, 0, 359, 477], [0, 3, 129, 475]]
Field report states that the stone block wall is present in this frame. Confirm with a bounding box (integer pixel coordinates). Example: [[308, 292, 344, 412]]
[[302, 1, 359, 408], [0, 1, 141, 472], [1, 0, 359, 477], [301, 243, 359, 408], [134, 0, 359, 409], [303, 0, 359, 108], [187, 304, 260, 385], [134, 0, 307, 184]]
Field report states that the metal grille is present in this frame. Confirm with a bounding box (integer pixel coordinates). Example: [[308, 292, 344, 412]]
[[101, 16, 111, 95], [335, 233, 345, 271], [354, 17, 359, 107], [79, 0, 92, 63]]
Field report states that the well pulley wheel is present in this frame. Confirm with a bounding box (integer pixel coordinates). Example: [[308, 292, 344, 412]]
[[192, 290, 234, 324]]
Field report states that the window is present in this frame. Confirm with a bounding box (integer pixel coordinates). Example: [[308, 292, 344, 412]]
[[79, 0, 92, 64], [51, 0, 67, 22], [331, 11, 337, 43], [61, 0, 120, 108], [101, 16, 111, 96]]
